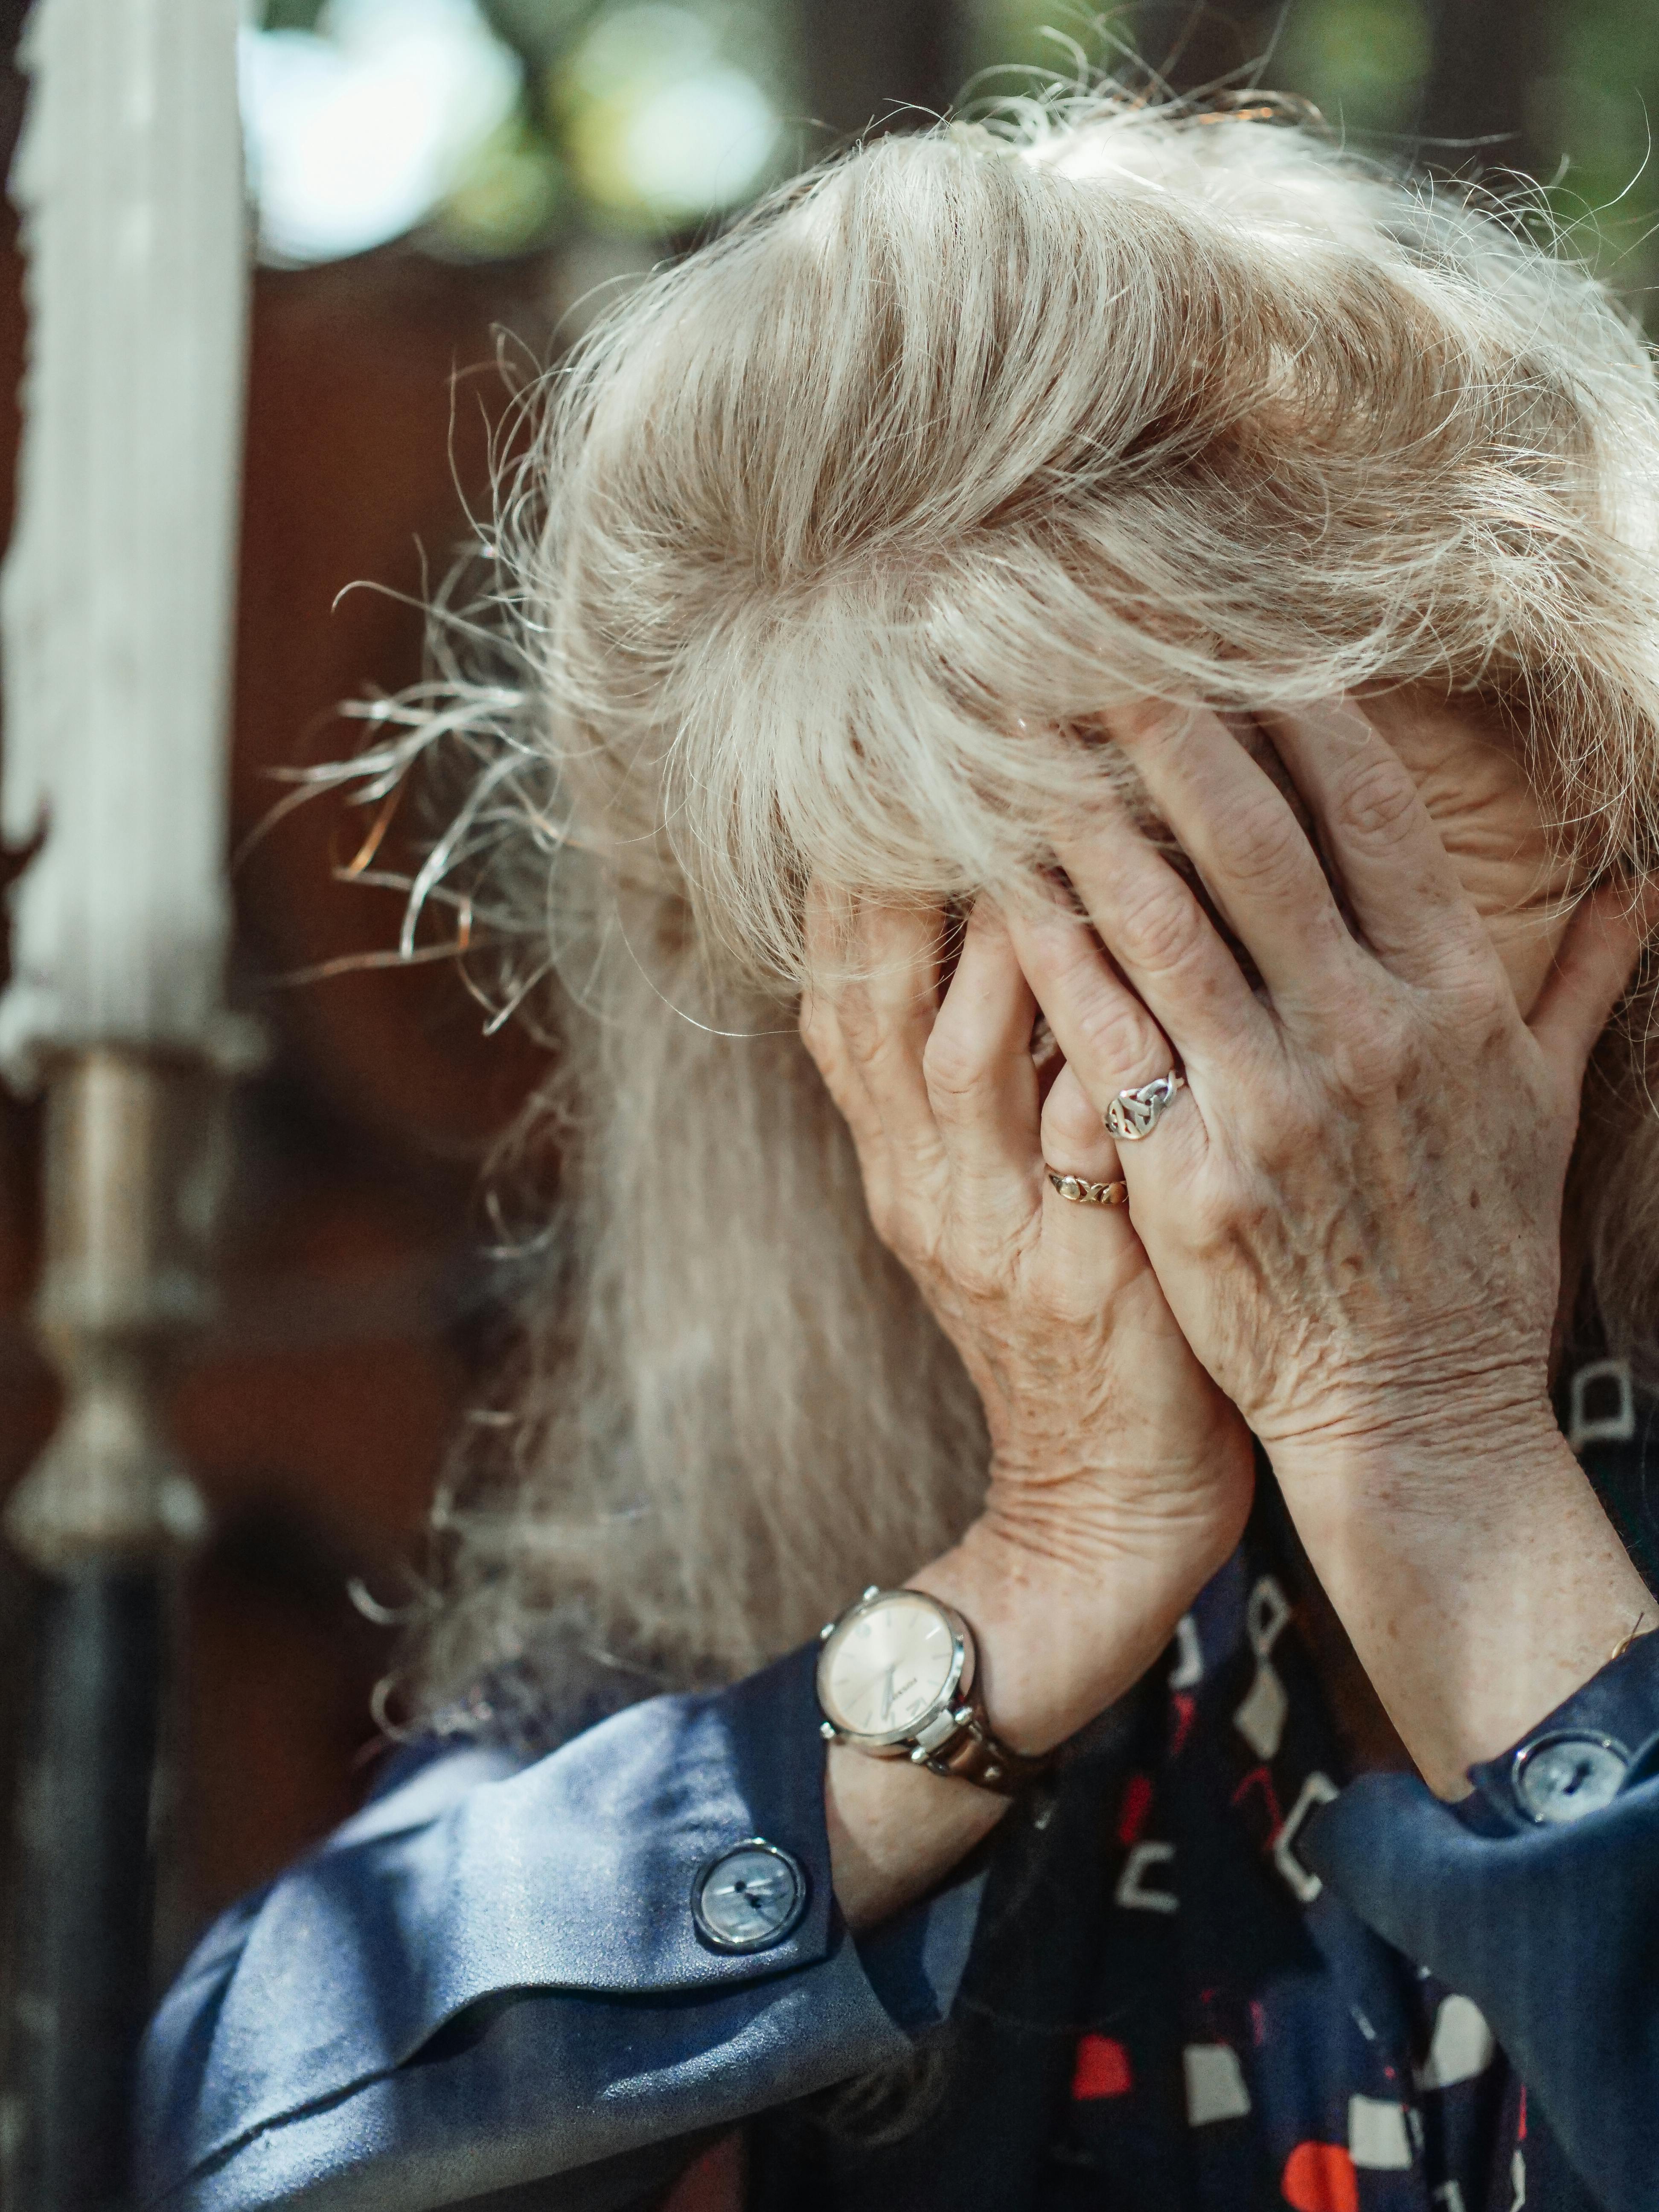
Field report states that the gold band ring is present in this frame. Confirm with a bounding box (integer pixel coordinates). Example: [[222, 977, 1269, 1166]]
[[1046, 1170, 1128, 1206]]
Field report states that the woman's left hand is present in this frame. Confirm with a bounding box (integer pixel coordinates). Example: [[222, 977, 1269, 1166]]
[[1004, 697, 1656, 1790]]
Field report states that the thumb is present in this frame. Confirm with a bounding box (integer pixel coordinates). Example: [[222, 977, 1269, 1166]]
[[1528, 881, 1657, 1085]]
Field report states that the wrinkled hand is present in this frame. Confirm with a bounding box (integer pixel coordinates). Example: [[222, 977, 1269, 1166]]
[[803, 885, 1253, 1912], [999, 698, 1659, 1791], [1004, 699, 1645, 1500], [800, 881, 1253, 1691]]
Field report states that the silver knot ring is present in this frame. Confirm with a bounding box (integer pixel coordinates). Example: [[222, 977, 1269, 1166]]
[[1103, 1071, 1185, 1143]]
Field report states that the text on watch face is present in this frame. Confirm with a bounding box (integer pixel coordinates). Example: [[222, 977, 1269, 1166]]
[[824, 1601, 955, 1733]]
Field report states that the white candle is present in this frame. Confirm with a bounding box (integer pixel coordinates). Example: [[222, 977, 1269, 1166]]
[[0, 0, 247, 1085]]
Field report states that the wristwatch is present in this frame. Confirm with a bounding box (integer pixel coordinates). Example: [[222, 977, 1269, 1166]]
[[815, 1585, 1052, 1796]]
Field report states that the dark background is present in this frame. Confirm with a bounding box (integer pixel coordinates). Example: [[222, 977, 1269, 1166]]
[[0, 0, 1653, 2023]]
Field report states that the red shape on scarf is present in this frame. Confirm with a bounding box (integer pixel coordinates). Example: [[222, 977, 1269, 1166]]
[[1281, 2141, 1359, 2212], [1071, 2034, 1133, 2100]]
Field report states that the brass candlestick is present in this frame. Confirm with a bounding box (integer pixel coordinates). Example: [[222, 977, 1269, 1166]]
[[4, 1048, 220, 2212]]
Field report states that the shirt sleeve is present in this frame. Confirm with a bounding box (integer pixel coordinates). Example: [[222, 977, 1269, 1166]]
[[137, 1644, 987, 2212], [1301, 1629, 1659, 2212]]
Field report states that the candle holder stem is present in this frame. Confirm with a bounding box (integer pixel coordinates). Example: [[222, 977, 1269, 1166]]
[[4, 1048, 218, 2212]]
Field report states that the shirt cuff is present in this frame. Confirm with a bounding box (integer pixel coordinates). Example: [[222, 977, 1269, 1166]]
[[1457, 1626, 1659, 1836]]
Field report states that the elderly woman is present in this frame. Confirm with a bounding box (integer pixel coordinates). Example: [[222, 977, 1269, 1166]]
[[142, 91, 1659, 2212]]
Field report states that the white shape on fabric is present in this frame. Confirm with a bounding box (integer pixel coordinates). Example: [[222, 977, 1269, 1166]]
[[1349, 2096, 1414, 2169], [1170, 1612, 1204, 1690], [1415, 1994, 1496, 2090], [1183, 2042, 1252, 2125], [1233, 1576, 1291, 1759], [1114, 1839, 1179, 1914], [1568, 1358, 1635, 1453], [1510, 2148, 1527, 2211], [1434, 2185, 1467, 2212], [1273, 1770, 1340, 1902]]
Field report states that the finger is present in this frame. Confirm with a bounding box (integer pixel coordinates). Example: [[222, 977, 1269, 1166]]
[[801, 979, 906, 1236], [921, 899, 1043, 1212], [1263, 700, 1497, 988], [1040, 1060, 1124, 1189], [1035, 1060, 1148, 1251], [1102, 701, 1362, 1016], [832, 895, 948, 1169], [800, 977, 884, 1146], [1046, 788, 1274, 1074], [1529, 882, 1656, 1085], [801, 883, 893, 1169], [1002, 897, 1202, 1170]]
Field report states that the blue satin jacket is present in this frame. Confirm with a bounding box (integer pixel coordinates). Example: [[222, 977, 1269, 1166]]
[[139, 1402, 1659, 2212]]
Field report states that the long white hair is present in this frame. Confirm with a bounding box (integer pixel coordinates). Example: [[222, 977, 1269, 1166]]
[[333, 86, 1659, 1730]]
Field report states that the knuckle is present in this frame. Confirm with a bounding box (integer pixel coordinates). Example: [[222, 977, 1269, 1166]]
[[1041, 1080, 1103, 1155], [1040, 932, 1106, 1002], [837, 999, 885, 1070], [1072, 988, 1160, 1080], [1118, 883, 1208, 977], [1329, 1007, 1415, 1100], [1222, 797, 1307, 891], [1457, 965, 1513, 1029], [1333, 757, 1419, 844], [920, 1026, 984, 1108]]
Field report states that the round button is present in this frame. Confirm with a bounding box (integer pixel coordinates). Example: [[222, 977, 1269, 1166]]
[[1511, 1732, 1630, 1825], [691, 1839, 809, 1953]]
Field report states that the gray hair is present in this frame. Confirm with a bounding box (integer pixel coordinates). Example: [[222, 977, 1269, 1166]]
[[332, 86, 1659, 1728]]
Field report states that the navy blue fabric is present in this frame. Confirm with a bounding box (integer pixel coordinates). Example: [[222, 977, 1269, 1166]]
[[1306, 1641, 1659, 2212], [139, 1649, 983, 2208], [141, 1369, 1659, 2212], [1030, 1494, 1659, 2212]]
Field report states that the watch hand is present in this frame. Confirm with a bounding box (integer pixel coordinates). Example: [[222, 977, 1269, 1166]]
[[876, 1665, 898, 1723], [878, 1674, 926, 1726]]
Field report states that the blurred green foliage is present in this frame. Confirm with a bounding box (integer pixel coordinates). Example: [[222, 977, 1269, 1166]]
[[260, 0, 331, 28], [967, 0, 1659, 314], [456, 0, 795, 252], [1536, 0, 1659, 311], [965, 0, 1436, 134], [255, 0, 1659, 317], [1268, 0, 1431, 135]]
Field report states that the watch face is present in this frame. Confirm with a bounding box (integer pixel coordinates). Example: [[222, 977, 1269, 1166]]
[[818, 1591, 964, 1743]]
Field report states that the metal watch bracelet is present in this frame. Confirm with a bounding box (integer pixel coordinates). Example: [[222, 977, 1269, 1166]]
[[913, 1700, 1054, 1796]]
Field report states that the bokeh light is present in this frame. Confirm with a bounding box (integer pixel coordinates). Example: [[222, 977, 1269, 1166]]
[[243, 0, 786, 264], [236, 0, 1659, 314], [241, 0, 524, 264], [553, 6, 781, 229]]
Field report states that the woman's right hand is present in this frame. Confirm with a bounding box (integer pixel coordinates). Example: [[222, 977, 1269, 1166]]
[[800, 883, 1254, 1770]]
